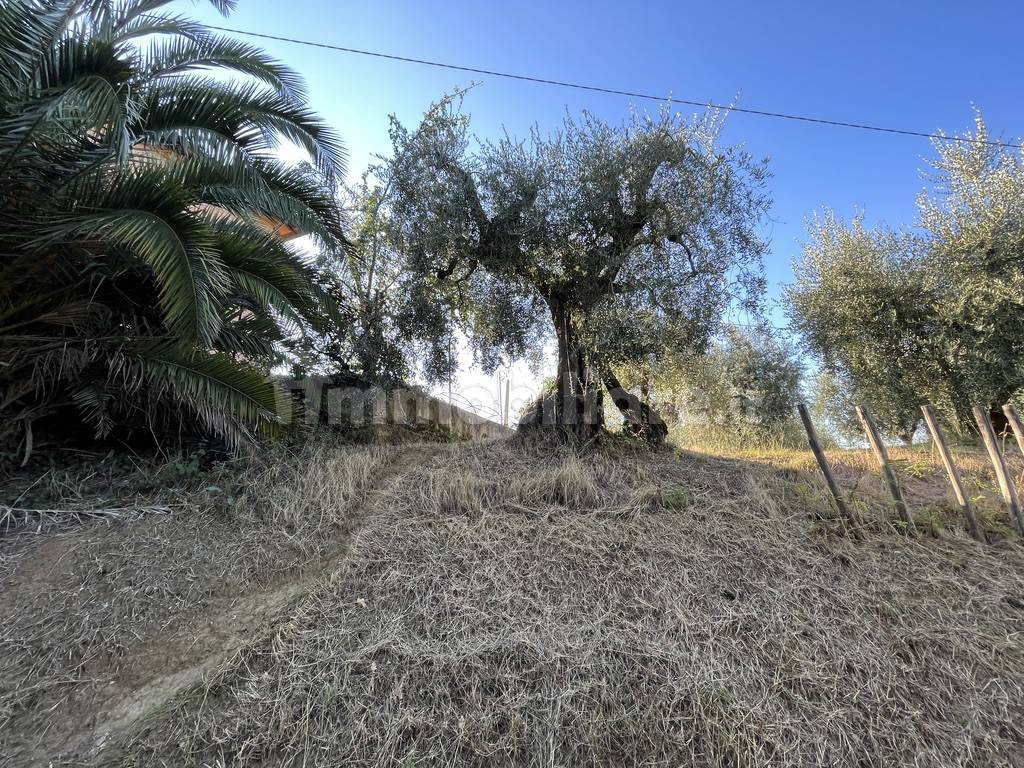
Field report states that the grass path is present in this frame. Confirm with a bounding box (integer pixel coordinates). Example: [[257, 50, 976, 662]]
[[1, 441, 443, 766], [91, 443, 445, 761]]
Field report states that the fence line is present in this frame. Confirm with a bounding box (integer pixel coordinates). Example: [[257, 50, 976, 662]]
[[920, 405, 984, 542], [802, 400, 1024, 544]]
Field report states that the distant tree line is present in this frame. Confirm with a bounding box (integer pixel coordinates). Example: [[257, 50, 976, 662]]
[[616, 327, 804, 445]]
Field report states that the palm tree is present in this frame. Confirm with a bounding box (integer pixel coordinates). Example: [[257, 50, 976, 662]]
[[0, 0, 348, 458]]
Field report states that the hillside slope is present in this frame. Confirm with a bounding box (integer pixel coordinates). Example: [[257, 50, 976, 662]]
[[3, 437, 1024, 767]]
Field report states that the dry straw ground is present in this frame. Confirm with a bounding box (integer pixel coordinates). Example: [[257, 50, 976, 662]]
[[2, 432, 1024, 766], [1, 437, 398, 765]]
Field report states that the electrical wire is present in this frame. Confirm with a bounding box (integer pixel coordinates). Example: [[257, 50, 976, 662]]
[[204, 24, 1022, 150]]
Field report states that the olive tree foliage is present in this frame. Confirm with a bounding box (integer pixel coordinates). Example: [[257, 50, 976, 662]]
[[807, 368, 878, 445], [291, 174, 457, 386], [786, 115, 1024, 440], [711, 328, 803, 434], [384, 94, 771, 440], [620, 326, 803, 445], [787, 218, 935, 443]]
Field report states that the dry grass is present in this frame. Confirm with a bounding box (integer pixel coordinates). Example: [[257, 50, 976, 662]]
[[110, 437, 1024, 767], [0, 435, 399, 765], [710, 438, 1024, 540]]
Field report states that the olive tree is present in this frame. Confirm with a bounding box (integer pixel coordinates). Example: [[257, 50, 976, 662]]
[[786, 215, 938, 442], [620, 326, 803, 443], [294, 174, 458, 386], [385, 95, 770, 441], [786, 115, 1024, 439]]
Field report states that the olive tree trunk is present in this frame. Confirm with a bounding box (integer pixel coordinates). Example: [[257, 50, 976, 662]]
[[604, 370, 668, 445], [518, 297, 667, 445]]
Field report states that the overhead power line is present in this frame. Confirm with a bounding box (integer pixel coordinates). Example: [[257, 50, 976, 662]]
[[205, 24, 1021, 150]]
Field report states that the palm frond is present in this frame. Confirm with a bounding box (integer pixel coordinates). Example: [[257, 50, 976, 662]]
[[133, 343, 285, 448], [214, 215, 349, 336], [138, 76, 346, 183], [135, 35, 307, 100], [200, 159, 348, 248], [0, 297, 109, 334], [0, 36, 135, 170], [214, 220, 321, 323], [96, 0, 236, 30], [129, 143, 346, 247], [0, 0, 76, 98], [112, 11, 208, 43], [32, 168, 229, 345], [201, 0, 238, 16], [71, 378, 117, 438], [213, 312, 282, 360]]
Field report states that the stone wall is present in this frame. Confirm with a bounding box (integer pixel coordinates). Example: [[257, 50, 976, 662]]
[[275, 376, 512, 440]]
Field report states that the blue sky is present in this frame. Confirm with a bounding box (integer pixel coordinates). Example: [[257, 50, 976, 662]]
[[183, 0, 1023, 411]]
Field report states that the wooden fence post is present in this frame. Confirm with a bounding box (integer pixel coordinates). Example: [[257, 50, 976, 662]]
[[856, 405, 916, 535], [1001, 403, 1024, 457], [921, 405, 984, 542], [797, 403, 861, 537], [974, 406, 1024, 536]]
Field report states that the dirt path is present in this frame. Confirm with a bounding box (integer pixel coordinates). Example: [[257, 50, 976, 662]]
[[10, 442, 443, 767]]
